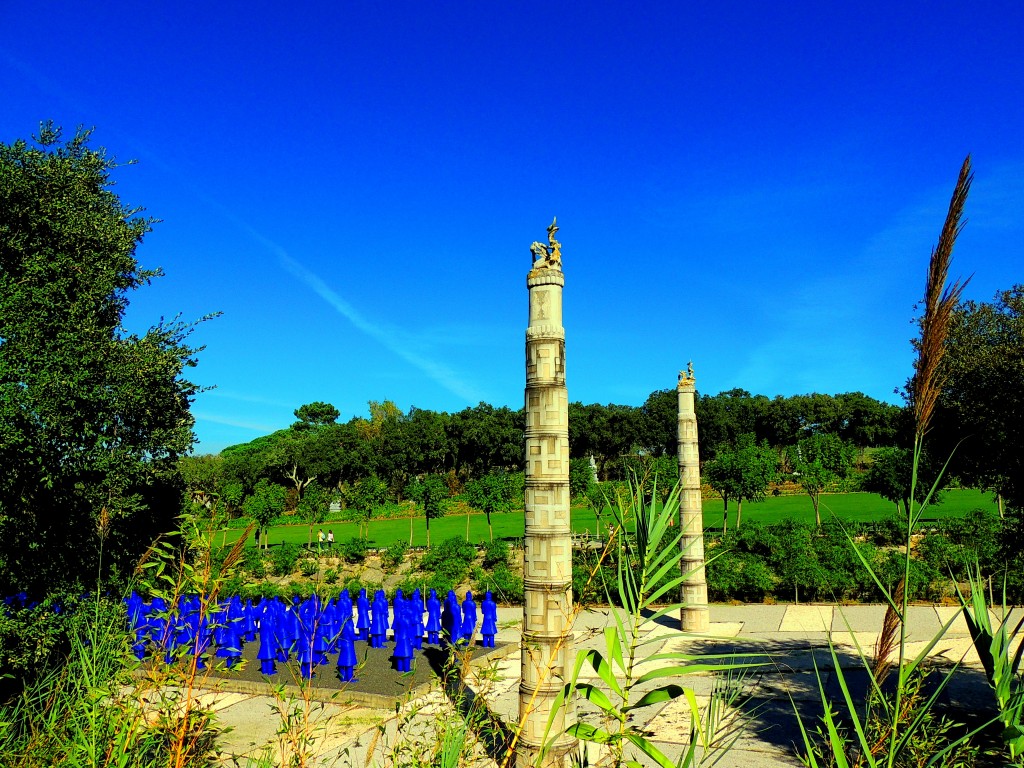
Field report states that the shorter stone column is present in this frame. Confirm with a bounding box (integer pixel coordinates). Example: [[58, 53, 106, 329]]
[[678, 364, 709, 632]]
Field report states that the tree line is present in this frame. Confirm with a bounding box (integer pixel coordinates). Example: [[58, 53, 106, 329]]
[[178, 390, 903, 538]]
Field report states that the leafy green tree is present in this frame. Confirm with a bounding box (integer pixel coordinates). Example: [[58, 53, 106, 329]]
[[243, 479, 287, 549], [291, 401, 340, 430], [755, 395, 805, 449], [296, 480, 331, 548], [860, 445, 945, 516], [790, 433, 855, 526], [861, 447, 913, 514], [637, 388, 677, 457], [465, 471, 514, 541], [0, 124, 207, 595], [568, 457, 596, 501], [178, 454, 225, 508], [704, 435, 778, 532], [405, 473, 448, 548], [350, 474, 388, 539], [221, 435, 276, 494], [835, 392, 901, 451], [448, 402, 523, 479], [568, 402, 642, 479], [936, 286, 1023, 516]]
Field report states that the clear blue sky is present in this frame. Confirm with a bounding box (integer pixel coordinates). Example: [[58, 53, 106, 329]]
[[3, 2, 1022, 454]]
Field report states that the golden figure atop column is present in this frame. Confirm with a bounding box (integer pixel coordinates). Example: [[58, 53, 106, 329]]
[[520, 218, 575, 766], [678, 363, 710, 632], [529, 217, 562, 271]]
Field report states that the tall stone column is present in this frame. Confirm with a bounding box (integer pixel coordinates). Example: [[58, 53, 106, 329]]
[[678, 364, 710, 632], [519, 219, 575, 767]]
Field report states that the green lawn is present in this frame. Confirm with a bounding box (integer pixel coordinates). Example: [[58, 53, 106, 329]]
[[222, 489, 997, 550]]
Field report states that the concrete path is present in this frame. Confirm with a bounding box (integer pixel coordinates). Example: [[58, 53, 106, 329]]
[[177, 604, 1006, 767]]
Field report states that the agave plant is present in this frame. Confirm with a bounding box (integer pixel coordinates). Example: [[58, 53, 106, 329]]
[[957, 565, 1024, 760]]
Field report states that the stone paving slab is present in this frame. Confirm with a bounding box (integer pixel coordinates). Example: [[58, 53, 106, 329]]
[[708, 604, 778, 633], [830, 604, 886, 632], [779, 605, 833, 632]]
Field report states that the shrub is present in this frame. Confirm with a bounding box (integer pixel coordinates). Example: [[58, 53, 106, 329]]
[[421, 536, 476, 569], [425, 572, 458, 597], [873, 548, 937, 602], [220, 573, 244, 597], [381, 540, 409, 572], [812, 521, 876, 601], [707, 551, 776, 602], [299, 559, 318, 577], [482, 538, 510, 569], [0, 592, 116, 682], [419, 536, 477, 585], [871, 513, 909, 546], [242, 548, 266, 579], [339, 537, 367, 564], [342, 577, 364, 598], [474, 564, 524, 604], [942, 507, 1002, 574], [324, 568, 339, 585], [270, 543, 301, 577]]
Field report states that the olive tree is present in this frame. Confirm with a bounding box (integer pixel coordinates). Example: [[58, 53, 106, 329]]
[[0, 124, 209, 595]]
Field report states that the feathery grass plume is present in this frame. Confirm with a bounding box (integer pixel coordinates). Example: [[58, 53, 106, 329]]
[[220, 521, 255, 576], [871, 577, 905, 685], [912, 155, 973, 438]]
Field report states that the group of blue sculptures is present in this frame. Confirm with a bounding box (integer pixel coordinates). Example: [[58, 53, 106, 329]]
[[124, 588, 500, 682]]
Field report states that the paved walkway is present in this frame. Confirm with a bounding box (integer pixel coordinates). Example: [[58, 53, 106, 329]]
[[174, 604, 1007, 767]]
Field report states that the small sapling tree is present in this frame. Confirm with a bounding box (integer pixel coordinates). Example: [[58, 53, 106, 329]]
[[243, 479, 287, 549], [790, 433, 855, 526]]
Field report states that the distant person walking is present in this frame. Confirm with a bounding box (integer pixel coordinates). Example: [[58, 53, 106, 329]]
[[317, 528, 325, 553], [327, 529, 334, 550]]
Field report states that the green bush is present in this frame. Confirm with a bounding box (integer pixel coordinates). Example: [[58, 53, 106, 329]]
[[220, 573, 244, 597], [425, 572, 458, 597], [0, 592, 121, 683], [391, 576, 429, 600], [941, 507, 1002, 574], [870, 513, 909, 546], [419, 536, 477, 586], [482, 538, 510, 569], [474, 563, 524, 604], [812, 521, 876, 601], [242, 548, 266, 579], [873, 549, 938, 602], [269, 543, 301, 577], [339, 537, 368, 564], [706, 550, 776, 602], [381, 540, 409, 572], [324, 568, 340, 585], [342, 577, 364, 598], [421, 536, 476, 571], [299, 559, 318, 577]]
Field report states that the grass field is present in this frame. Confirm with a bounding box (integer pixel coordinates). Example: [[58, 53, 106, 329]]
[[221, 489, 997, 550]]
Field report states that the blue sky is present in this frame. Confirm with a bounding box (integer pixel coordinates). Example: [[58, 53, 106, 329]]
[[3, 2, 1022, 454]]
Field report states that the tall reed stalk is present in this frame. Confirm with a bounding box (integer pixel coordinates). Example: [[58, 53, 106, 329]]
[[797, 157, 982, 768]]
